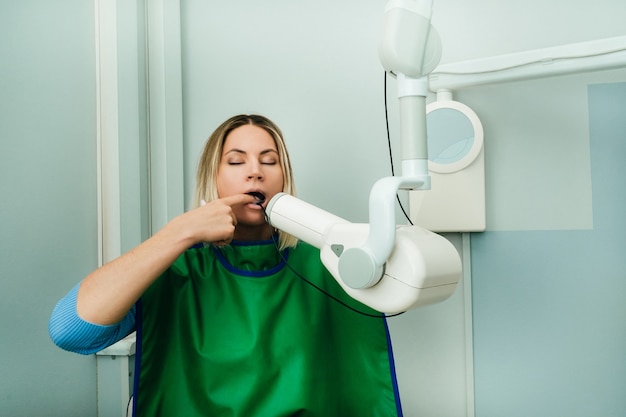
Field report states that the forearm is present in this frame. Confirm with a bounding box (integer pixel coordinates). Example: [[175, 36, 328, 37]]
[[77, 216, 196, 325], [74, 196, 246, 325]]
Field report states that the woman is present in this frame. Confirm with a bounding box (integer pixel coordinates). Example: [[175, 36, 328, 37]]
[[50, 114, 403, 416]]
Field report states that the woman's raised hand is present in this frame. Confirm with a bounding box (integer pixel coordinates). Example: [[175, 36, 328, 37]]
[[179, 194, 257, 246]]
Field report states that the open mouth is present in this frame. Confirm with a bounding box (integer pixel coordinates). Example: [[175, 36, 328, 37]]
[[245, 191, 266, 205]]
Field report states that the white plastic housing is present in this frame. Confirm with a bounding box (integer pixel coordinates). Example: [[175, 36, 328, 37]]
[[322, 223, 461, 313], [410, 98, 486, 232], [266, 193, 462, 313], [379, 0, 442, 78], [265, 193, 349, 249]]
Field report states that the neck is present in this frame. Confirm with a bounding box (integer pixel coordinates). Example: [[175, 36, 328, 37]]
[[233, 224, 273, 242]]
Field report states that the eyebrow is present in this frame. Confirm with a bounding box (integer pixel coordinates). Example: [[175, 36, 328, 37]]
[[224, 148, 278, 156]]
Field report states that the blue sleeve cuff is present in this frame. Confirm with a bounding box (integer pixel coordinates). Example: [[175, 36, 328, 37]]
[[48, 282, 136, 355]]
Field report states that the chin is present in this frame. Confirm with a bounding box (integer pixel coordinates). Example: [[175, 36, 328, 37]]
[[236, 211, 267, 226]]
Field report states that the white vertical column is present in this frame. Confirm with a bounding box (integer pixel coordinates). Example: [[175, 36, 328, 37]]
[[95, 0, 121, 265], [94, 1, 148, 414], [146, 0, 185, 232]]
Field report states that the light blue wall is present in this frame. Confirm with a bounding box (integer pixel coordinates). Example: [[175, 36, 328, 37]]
[[469, 81, 626, 416], [180, 1, 391, 221], [0, 1, 98, 416]]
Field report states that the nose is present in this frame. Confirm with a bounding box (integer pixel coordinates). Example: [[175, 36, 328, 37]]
[[247, 163, 263, 180]]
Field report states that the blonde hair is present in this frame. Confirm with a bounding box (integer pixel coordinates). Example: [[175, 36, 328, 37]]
[[194, 114, 298, 250]]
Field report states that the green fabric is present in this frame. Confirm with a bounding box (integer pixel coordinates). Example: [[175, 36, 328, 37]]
[[136, 240, 401, 416]]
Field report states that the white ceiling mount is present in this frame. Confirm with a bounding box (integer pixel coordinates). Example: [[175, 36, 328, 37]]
[[430, 35, 626, 90]]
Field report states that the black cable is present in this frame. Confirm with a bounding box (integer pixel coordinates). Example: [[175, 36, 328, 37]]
[[383, 71, 414, 226], [262, 208, 404, 319], [384, 70, 396, 176]]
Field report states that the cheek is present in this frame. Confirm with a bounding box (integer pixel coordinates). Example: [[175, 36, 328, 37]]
[[271, 171, 285, 192], [216, 169, 234, 197]]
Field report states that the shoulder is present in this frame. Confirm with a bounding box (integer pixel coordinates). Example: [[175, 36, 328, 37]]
[[145, 246, 216, 296], [283, 241, 330, 280], [288, 241, 322, 264], [168, 245, 215, 275], [291, 240, 319, 254]]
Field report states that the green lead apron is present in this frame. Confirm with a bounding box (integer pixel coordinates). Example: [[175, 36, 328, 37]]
[[134, 240, 402, 416]]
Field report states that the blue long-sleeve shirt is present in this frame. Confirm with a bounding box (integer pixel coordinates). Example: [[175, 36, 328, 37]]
[[48, 282, 136, 355]]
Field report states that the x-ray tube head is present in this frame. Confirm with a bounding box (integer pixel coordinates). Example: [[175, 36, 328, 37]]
[[266, 193, 350, 249]]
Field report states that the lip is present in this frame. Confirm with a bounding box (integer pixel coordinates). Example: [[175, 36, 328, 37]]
[[245, 190, 266, 206]]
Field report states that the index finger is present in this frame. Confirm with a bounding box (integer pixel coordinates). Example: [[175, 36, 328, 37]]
[[220, 193, 257, 207]]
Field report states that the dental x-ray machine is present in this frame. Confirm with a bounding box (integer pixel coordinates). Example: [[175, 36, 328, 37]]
[[266, 0, 462, 314]]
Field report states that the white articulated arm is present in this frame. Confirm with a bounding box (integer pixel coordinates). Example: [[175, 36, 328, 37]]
[[334, 0, 443, 291], [266, 192, 461, 314], [266, 0, 462, 313], [337, 175, 426, 290]]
